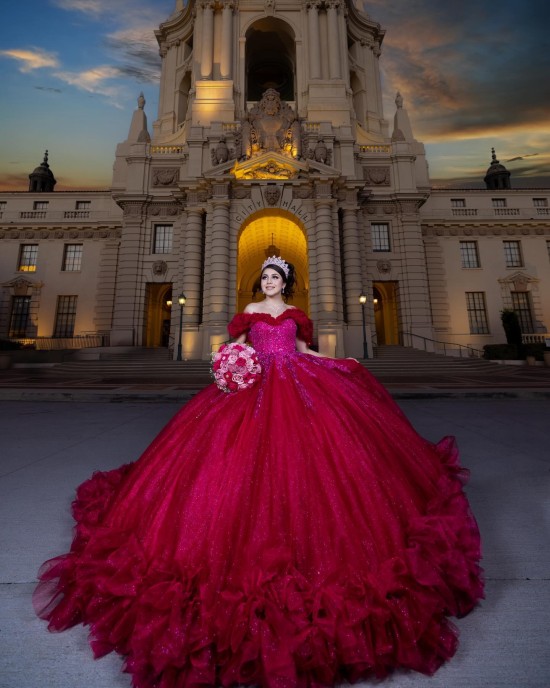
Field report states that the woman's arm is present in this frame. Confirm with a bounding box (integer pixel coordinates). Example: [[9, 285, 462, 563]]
[[234, 333, 247, 344], [296, 338, 326, 357]]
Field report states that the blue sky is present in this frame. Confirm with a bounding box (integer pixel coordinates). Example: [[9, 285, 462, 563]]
[[1, 0, 549, 190]]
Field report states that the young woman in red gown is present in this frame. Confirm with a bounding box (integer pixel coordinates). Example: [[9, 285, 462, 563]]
[[34, 256, 483, 688]]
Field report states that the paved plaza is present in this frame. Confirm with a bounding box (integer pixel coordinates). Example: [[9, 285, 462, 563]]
[[1, 397, 549, 688]]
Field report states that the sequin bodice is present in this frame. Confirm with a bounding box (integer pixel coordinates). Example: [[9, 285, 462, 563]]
[[248, 317, 298, 355]]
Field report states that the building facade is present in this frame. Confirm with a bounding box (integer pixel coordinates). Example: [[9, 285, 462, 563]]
[[1, 0, 549, 358]]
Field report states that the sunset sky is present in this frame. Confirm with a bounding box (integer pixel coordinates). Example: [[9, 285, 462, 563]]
[[1, 0, 548, 190]]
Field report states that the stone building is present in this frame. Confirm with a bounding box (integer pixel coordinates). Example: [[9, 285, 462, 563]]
[[0, 0, 549, 359]]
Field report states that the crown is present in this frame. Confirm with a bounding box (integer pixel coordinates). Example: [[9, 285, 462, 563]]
[[261, 256, 289, 278]]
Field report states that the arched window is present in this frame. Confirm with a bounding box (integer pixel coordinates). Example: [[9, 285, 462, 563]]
[[245, 18, 296, 102]]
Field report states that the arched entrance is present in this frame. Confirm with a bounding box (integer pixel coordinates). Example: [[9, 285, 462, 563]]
[[144, 283, 172, 348], [373, 282, 399, 346], [238, 209, 308, 313], [245, 18, 296, 102]]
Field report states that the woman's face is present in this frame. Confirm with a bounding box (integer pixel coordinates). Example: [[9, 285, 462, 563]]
[[261, 268, 286, 296]]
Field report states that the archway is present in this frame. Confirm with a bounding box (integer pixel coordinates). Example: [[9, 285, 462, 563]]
[[373, 282, 399, 346], [238, 210, 308, 313], [144, 283, 172, 348], [245, 18, 296, 102]]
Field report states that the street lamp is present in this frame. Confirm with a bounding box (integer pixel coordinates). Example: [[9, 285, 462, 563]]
[[359, 293, 369, 359], [176, 293, 186, 361]]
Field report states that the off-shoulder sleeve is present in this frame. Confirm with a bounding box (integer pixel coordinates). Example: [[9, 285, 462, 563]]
[[227, 313, 251, 339], [292, 309, 314, 346]]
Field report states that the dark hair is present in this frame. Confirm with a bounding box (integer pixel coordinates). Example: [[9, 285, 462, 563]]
[[253, 261, 296, 300]]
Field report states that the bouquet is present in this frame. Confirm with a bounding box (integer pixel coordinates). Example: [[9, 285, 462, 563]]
[[211, 342, 262, 393]]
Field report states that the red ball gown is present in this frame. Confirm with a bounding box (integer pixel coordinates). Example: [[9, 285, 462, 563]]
[[34, 309, 483, 688]]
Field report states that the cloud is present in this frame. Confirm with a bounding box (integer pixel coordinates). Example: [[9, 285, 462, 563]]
[[104, 27, 162, 84], [0, 48, 59, 72], [53, 65, 124, 103], [50, 0, 112, 17], [34, 86, 63, 93], [0, 172, 31, 191]]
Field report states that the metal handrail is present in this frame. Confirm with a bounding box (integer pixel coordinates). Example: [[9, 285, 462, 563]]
[[398, 331, 484, 358]]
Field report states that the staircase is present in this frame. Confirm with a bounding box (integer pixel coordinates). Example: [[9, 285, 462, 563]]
[[362, 345, 503, 378], [40, 347, 212, 384], [32, 344, 509, 387]]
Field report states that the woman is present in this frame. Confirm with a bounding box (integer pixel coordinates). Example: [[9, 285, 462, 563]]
[[34, 256, 483, 688]]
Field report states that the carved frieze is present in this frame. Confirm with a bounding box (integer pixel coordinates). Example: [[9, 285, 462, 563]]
[[377, 260, 392, 274], [363, 166, 390, 186], [152, 167, 180, 187]]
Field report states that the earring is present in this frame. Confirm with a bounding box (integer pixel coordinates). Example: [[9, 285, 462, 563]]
[[282, 287, 285, 294]]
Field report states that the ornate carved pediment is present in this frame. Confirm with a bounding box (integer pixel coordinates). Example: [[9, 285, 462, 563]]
[[232, 152, 308, 180], [498, 271, 539, 291], [1, 277, 41, 295]]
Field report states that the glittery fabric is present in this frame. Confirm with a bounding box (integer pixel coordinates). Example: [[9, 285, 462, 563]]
[[34, 309, 484, 688]]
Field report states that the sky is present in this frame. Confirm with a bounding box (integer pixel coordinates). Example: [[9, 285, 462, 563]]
[[0, 0, 548, 191]]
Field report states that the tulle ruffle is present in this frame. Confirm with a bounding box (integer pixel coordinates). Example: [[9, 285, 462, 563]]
[[34, 437, 483, 688]]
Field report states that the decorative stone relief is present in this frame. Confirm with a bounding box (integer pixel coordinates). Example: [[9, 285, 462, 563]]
[[150, 204, 179, 217], [211, 137, 230, 165], [84, 230, 93, 238], [152, 168, 180, 187], [307, 139, 332, 165], [363, 167, 390, 185], [25, 230, 35, 239], [152, 261, 168, 276], [232, 187, 251, 199], [264, 187, 281, 206], [40, 230, 49, 239], [240, 162, 298, 180], [294, 187, 312, 199], [377, 260, 392, 274], [240, 89, 302, 160], [55, 230, 64, 238], [10, 230, 20, 239]]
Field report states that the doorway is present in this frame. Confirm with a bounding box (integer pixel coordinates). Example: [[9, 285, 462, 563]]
[[373, 281, 399, 345], [144, 283, 172, 348]]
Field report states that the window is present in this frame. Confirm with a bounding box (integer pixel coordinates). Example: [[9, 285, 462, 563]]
[[76, 201, 91, 209], [9, 296, 31, 338], [0, 201, 6, 209], [466, 292, 489, 334], [153, 224, 173, 254], [18, 244, 38, 272], [53, 296, 78, 337], [547, 240, 550, 263], [33, 201, 49, 210], [371, 223, 391, 252], [451, 198, 466, 208], [511, 292, 534, 333], [492, 198, 506, 208], [460, 241, 480, 268], [533, 198, 548, 207], [62, 244, 83, 271], [503, 240, 523, 268]]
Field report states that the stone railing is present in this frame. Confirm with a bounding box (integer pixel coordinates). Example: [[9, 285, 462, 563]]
[[452, 208, 478, 216], [494, 208, 520, 216]]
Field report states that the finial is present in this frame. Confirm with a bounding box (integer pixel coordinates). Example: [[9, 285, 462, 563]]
[[491, 147, 498, 163], [44, 150, 49, 165], [395, 92, 403, 109], [138, 92, 145, 109]]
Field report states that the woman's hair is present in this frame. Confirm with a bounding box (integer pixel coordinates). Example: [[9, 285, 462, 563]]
[[253, 261, 296, 300]]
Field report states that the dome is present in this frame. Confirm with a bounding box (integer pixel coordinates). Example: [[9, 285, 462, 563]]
[[484, 148, 511, 190], [28, 150, 57, 192]]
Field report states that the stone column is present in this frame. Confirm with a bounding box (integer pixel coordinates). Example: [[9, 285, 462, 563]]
[[314, 183, 338, 320], [110, 200, 148, 346], [200, 1, 214, 79], [209, 183, 231, 323], [327, 1, 341, 79], [341, 204, 363, 325], [307, 2, 321, 80], [182, 203, 205, 326], [220, 1, 233, 80]]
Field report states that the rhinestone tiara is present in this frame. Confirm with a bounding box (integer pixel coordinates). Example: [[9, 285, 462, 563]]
[[261, 256, 289, 278]]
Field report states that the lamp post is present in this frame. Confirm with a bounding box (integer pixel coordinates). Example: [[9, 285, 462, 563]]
[[359, 293, 369, 359], [176, 293, 186, 361]]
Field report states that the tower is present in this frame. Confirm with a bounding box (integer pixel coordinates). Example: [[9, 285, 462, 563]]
[[110, 0, 433, 358]]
